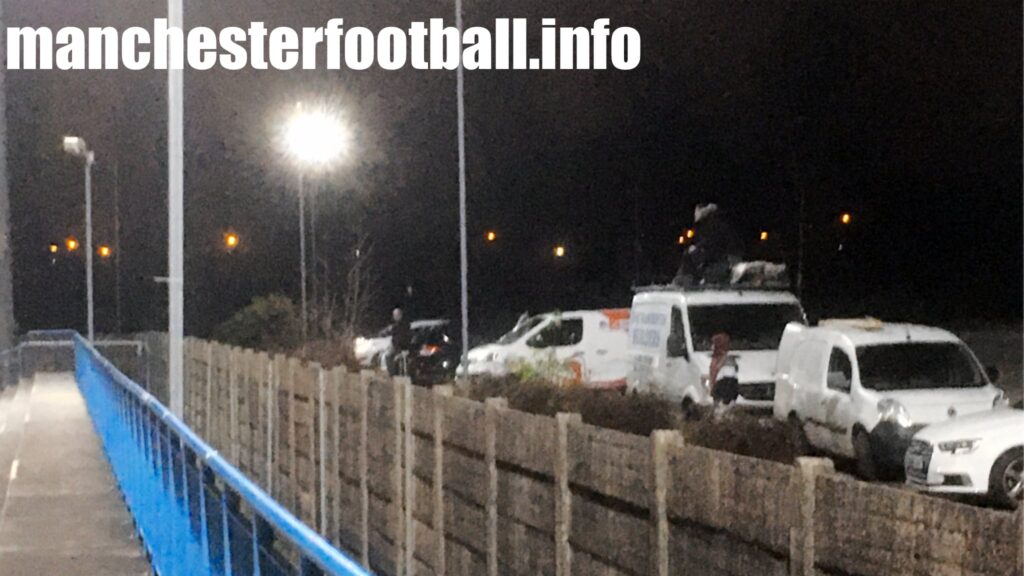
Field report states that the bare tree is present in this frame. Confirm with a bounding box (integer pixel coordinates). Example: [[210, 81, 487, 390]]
[[339, 234, 379, 341]]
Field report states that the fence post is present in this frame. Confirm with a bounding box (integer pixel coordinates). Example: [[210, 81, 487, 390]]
[[265, 357, 275, 495], [485, 398, 509, 576], [204, 341, 213, 439], [555, 412, 581, 576], [789, 457, 834, 576], [432, 385, 453, 576], [402, 378, 416, 576], [318, 367, 328, 535], [359, 371, 371, 568], [649, 430, 682, 576], [229, 348, 240, 464], [392, 376, 409, 576]]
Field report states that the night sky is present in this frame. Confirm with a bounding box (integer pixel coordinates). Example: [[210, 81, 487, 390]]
[[5, 0, 1022, 342]]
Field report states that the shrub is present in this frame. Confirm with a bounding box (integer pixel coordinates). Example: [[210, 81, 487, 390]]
[[212, 294, 301, 353]]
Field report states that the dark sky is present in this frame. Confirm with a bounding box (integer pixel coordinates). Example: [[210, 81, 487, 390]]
[[5, 0, 1022, 340]]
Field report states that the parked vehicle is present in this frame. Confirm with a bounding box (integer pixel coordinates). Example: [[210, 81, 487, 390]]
[[773, 318, 1006, 479], [460, 309, 631, 388], [406, 320, 460, 386], [905, 408, 1023, 508], [626, 284, 805, 409], [353, 319, 449, 368]]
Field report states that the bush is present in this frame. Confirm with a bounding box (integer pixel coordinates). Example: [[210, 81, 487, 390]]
[[212, 294, 301, 353]]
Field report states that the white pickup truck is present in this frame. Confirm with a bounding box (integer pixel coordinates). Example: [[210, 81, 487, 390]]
[[773, 319, 1006, 479]]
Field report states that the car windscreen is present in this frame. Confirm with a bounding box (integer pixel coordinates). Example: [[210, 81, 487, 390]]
[[497, 316, 545, 345], [413, 326, 449, 346], [688, 303, 804, 351], [856, 342, 985, 391]]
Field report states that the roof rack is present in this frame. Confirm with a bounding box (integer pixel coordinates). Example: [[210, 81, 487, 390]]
[[819, 317, 885, 331], [632, 280, 793, 294]]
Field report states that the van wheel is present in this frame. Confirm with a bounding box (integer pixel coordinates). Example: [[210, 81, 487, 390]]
[[989, 448, 1023, 509], [787, 415, 812, 457], [681, 398, 700, 421], [853, 430, 879, 481]]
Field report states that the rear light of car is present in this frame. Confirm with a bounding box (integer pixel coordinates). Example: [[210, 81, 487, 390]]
[[420, 344, 441, 356]]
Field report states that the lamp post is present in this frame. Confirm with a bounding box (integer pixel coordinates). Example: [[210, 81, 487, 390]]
[[283, 104, 349, 342], [62, 136, 95, 342]]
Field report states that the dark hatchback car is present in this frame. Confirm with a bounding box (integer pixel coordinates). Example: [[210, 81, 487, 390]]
[[408, 320, 460, 386]]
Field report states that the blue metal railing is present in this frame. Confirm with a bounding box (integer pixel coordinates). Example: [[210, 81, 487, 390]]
[[74, 332, 371, 576]]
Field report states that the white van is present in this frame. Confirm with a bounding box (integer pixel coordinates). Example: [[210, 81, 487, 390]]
[[626, 285, 805, 409], [460, 309, 631, 389], [773, 319, 1005, 479]]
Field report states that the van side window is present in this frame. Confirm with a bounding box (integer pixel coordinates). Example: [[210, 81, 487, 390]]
[[827, 348, 853, 392], [527, 319, 584, 348], [667, 307, 688, 358]]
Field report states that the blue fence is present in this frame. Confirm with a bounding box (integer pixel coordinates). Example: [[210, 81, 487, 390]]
[[74, 333, 371, 576]]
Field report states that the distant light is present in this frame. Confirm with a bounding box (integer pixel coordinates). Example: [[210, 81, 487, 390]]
[[224, 232, 239, 249], [554, 245, 566, 258], [98, 245, 112, 258], [48, 243, 59, 254], [65, 237, 78, 252], [686, 229, 695, 239], [677, 235, 686, 245], [62, 135, 89, 158], [760, 231, 769, 241], [840, 212, 852, 225], [485, 230, 497, 242]]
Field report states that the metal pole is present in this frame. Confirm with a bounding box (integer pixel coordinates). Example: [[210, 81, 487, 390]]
[[113, 160, 122, 333], [85, 152, 94, 342], [310, 183, 317, 333], [299, 173, 308, 343], [456, 0, 469, 378], [168, 0, 184, 417]]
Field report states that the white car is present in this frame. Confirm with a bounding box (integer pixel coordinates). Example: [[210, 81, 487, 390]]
[[353, 319, 449, 368], [460, 310, 631, 389], [905, 408, 1023, 508], [773, 318, 1006, 479], [627, 284, 805, 409]]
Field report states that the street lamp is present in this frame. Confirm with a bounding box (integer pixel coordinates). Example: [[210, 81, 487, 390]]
[[65, 237, 78, 252], [62, 135, 95, 342], [48, 243, 59, 254], [224, 231, 239, 250], [98, 245, 112, 258], [485, 230, 497, 242], [760, 231, 769, 242], [840, 212, 852, 225], [283, 103, 350, 342], [554, 245, 566, 258]]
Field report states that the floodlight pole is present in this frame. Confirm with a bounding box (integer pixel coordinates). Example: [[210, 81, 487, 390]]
[[299, 172, 308, 343], [456, 0, 469, 380], [167, 0, 184, 416], [84, 151, 95, 342]]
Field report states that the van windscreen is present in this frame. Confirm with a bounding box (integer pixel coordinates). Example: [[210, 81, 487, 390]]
[[856, 343, 985, 391], [498, 316, 545, 345], [688, 304, 804, 351]]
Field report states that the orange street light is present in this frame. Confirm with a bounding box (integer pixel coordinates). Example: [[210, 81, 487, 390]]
[[98, 245, 112, 258], [48, 243, 59, 254], [840, 212, 852, 225], [224, 232, 239, 250], [485, 230, 497, 242], [65, 237, 79, 252], [677, 235, 686, 245], [760, 231, 769, 241], [554, 245, 566, 258], [686, 229, 695, 239]]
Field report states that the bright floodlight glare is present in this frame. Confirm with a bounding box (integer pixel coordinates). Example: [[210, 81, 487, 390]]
[[63, 136, 88, 157], [284, 108, 349, 167]]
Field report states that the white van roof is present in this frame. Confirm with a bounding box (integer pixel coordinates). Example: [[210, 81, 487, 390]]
[[633, 286, 801, 306], [811, 319, 962, 347]]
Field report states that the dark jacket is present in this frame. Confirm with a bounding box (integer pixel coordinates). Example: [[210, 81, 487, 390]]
[[674, 212, 743, 285], [391, 318, 412, 352]]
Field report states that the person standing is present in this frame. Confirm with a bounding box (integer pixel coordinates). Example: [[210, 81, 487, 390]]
[[388, 306, 413, 376], [709, 332, 739, 406]]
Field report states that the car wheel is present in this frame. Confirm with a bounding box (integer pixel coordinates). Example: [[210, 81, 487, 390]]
[[989, 447, 1023, 509], [853, 430, 879, 481], [681, 397, 701, 422], [787, 414, 813, 457]]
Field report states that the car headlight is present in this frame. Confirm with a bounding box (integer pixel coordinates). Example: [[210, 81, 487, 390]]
[[354, 338, 369, 354], [937, 439, 981, 455], [877, 399, 913, 428]]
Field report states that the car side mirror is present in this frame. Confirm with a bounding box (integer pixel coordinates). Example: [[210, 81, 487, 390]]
[[985, 365, 1001, 384], [667, 333, 688, 360]]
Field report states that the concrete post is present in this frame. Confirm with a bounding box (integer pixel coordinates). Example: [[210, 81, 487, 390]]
[[402, 378, 415, 576], [789, 457, 834, 576], [433, 385, 454, 576], [555, 412, 582, 576], [359, 371, 371, 568], [485, 398, 508, 576], [649, 430, 683, 576]]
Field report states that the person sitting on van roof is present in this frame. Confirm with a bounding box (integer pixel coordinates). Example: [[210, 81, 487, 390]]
[[673, 203, 744, 286]]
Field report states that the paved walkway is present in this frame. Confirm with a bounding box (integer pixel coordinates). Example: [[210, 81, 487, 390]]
[[0, 373, 149, 575]]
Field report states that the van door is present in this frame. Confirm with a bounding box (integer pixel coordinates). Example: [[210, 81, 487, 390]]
[[525, 317, 586, 383], [663, 306, 696, 402], [790, 339, 830, 449], [822, 346, 857, 458]]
